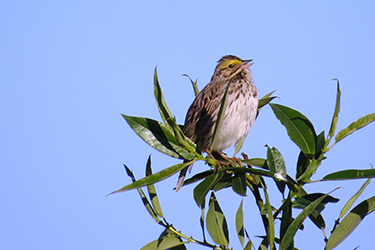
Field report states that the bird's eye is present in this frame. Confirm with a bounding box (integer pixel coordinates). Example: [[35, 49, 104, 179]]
[[228, 64, 234, 68]]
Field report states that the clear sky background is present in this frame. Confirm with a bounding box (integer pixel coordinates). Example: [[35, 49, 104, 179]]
[[1, 1, 375, 250]]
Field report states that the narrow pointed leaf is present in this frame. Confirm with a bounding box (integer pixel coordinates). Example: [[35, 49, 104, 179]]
[[334, 113, 375, 144], [157, 228, 187, 250], [244, 230, 254, 250], [266, 146, 286, 176], [206, 192, 229, 247], [257, 90, 277, 117], [270, 103, 316, 155], [145, 156, 164, 218], [297, 158, 322, 182], [280, 193, 294, 250], [322, 169, 375, 181], [266, 146, 287, 194], [262, 183, 275, 249], [315, 131, 326, 158], [140, 239, 160, 250], [244, 240, 253, 250], [141, 237, 186, 250], [258, 90, 277, 109], [154, 68, 194, 149], [200, 199, 207, 242], [234, 136, 246, 156], [194, 172, 224, 207], [154, 67, 173, 125], [229, 165, 275, 179], [123, 165, 161, 224], [236, 200, 245, 247], [309, 213, 326, 231], [183, 170, 214, 186], [339, 179, 371, 219], [293, 193, 339, 214], [259, 237, 269, 250], [123, 115, 195, 160], [326, 79, 341, 148], [280, 192, 333, 250], [109, 160, 195, 195], [183, 74, 199, 97], [325, 195, 375, 250], [232, 172, 247, 196], [242, 158, 267, 169], [296, 151, 309, 180], [211, 78, 232, 151], [213, 181, 231, 192]]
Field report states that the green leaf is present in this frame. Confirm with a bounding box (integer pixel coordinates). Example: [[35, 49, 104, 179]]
[[234, 136, 246, 156], [292, 193, 329, 232], [297, 158, 321, 182], [109, 160, 195, 195], [322, 169, 375, 181], [123, 165, 161, 224], [154, 68, 196, 150], [182, 74, 199, 97], [244, 241, 253, 250], [123, 115, 196, 160], [257, 90, 277, 118], [259, 237, 269, 250], [309, 213, 326, 231], [293, 193, 339, 214], [231, 165, 275, 179], [339, 179, 371, 219], [200, 199, 207, 242], [193, 172, 224, 207], [210, 78, 232, 152], [154, 67, 174, 126], [270, 103, 316, 156], [157, 228, 186, 250], [296, 151, 309, 180], [325, 79, 341, 149], [258, 90, 277, 108], [232, 171, 247, 196], [315, 131, 326, 158], [141, 237, 186, 250], [325, 195, 375, 250], [334, 113, 375, 144], [280, 193, 293, 250], [262, 183, 275, 250], [206, 192, 229, 247], [145, 156, 164, 219], [266, 146, 287, 194], [140, 239, 159, 250], [244, 230, 254, 250], [280, 191, 334, 250], [236, 200, 245, 247], [242, 158, 267, 169], [213, 179, 231, 191], [183, 170, 214, 186]]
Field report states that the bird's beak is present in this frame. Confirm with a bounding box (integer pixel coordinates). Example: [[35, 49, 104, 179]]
[[242, 59, 254, 68]]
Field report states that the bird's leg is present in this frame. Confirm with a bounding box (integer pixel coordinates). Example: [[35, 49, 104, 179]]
[[216, 151, 242, 166], [230, 156, 243, 166], [204, 149, 240, 168], [217, 151, 230, 162], [204, 149, 227, 168]]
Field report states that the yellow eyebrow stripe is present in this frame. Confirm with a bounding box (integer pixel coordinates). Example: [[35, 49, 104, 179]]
[[218, 59, 242, 69]]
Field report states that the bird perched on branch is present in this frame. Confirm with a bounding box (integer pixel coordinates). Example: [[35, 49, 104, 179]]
[[175, 55, 259, 192]]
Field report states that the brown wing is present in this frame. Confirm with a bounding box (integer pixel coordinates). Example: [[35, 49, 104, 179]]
[[183, 78, 227, 151]]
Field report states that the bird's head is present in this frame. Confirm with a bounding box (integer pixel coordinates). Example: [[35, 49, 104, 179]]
[[213, 55, 253, 79]]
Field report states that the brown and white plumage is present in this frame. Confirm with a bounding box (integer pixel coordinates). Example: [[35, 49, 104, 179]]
[[176, 55, 259, 192]]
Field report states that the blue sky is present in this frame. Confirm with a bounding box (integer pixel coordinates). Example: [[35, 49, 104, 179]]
[[1, 1, 375, 249]]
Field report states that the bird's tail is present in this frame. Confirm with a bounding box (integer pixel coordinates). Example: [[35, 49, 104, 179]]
[[175, 160, 194, 192]]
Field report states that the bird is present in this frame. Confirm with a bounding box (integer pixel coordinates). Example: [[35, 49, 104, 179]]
[[175, 55, 259, 192]]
